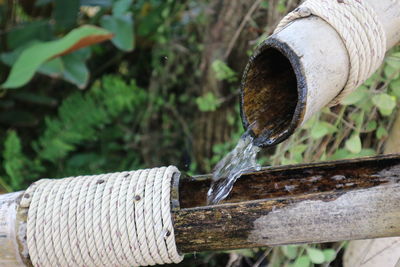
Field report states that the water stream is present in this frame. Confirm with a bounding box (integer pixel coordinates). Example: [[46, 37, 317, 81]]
[[207, 131, 261, 205]]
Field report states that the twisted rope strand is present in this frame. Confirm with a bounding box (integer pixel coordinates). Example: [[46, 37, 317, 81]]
[[110, 171, 130, 265], [275, 0, 386, 105], [153, 167, 173, 263], [126, 170, 146, 266], [52, 177, 74, 266]]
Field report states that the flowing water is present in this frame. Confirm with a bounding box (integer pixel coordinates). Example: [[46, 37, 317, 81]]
[[207, 131, 261, 205]]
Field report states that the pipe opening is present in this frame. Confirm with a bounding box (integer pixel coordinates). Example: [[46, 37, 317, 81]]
[[241, 39, 306, 147]]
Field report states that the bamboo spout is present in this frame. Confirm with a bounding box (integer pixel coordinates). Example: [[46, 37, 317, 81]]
[[241, 0, 400, 147]]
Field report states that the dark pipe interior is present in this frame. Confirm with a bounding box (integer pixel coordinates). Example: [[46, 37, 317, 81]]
[[178, 155, 400, 209], [241, 39, 306, 147]]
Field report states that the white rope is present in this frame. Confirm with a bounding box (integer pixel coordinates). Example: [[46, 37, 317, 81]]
[[274, 0, 387, 105], [23, 166, 184, 267]]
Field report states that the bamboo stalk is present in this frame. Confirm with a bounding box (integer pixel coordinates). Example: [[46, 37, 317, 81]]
[[174, 154, 400, 252]]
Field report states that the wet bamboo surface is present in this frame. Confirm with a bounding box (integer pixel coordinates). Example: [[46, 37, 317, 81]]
[[174, 154, 400, 253]]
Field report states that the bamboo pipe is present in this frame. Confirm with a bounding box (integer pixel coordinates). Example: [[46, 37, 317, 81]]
[[241, 0, 400, 147], [2, 154, 400, 265], [174, 154, 400, 252]]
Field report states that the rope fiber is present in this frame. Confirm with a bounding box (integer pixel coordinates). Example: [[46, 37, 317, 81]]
[[21, 166, 183, 267], [275, 0, 387, 105]]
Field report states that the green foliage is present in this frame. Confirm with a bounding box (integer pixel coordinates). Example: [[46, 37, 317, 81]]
[[310, 121, 337, 139], [196, 92, 220, 112], [281, 245, 298, 260], [3, 131, 25, 189], [100, 14, 134, 51], [291, 256, 310, 267], [341, 86, 368, 105], [306, 247, 325, 264], [2, 131, 42, 190], [0, 0, 146, 90], [36, 76, 145, 162], [323, 249, 337, 262], [345, 134, 362, 154], [1, 25, 112, 89], [271, 48, 400, 165], [277, 245, 337, 267], [372, 93, 397, 116], [100, 0, 134, 51], [6, 21, 53, 48], [0, 0, 398, 265], [211, 60, 238, 82]]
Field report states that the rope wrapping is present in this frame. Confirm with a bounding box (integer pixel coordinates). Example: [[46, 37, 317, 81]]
[[22, 166, 183, 267], [275, 0, 387, 105]]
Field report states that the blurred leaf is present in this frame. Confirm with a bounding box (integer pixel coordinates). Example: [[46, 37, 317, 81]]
[[54, 0, 80, 29], [1, 25, 112, 89], [38, 48, 91, 87], [282, 245, 298, 260], [306, 247, 325, 264], [323, 249, 336, 262], [228, 249, 255, 258], [329, 149, 352, 160], [6, 21, 52, 49], [350, 111, 364, 128], [281, 157, 298, 165], [1, 43, 36, 66], [341, 86, 368, 105], [3, 131, 24, 189], [345, 134, 362, 154], [310, 121, 337, 140], [112, 0, 132, 16], [39, 57, 64, 78], [364, 73, 379, 86], [211, 60, 237, 82], [390, 79, 400, 97], [2, 131, 40, 190], [196, 92, 220, 112], [62, 52, 90, 88], [291, 145, 307, 163], [376, 126, 388, 139], [292, 255, 310, 267], [365, 120, 377, 132], [100, 14, 134, 51], [384, 64, 400, 79], [260, 1, 269, 8], [358, 148, 376, 157], [303, 114, 317, 129], [386, 52, 400, 69], [372, 93, 396, 116]]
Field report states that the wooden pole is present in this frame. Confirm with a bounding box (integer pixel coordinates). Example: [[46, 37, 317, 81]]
[[174, 154, 400, 252]]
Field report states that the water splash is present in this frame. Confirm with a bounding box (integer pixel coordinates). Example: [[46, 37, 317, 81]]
[[207, 132, 261, 205]]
